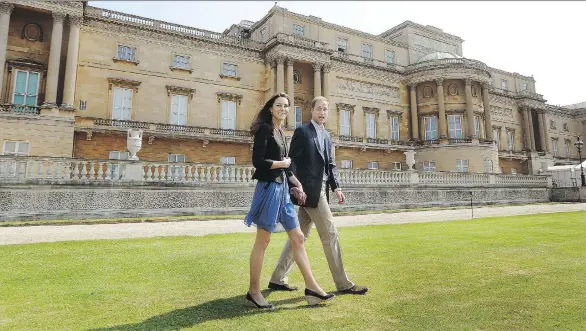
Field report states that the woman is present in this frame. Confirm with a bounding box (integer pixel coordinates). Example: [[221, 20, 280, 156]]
[[244, 92, 335, 309]]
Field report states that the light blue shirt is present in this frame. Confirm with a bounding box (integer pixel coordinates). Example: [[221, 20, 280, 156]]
[[311, 119, 329, 182]]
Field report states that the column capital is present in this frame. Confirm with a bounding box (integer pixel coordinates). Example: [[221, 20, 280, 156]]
[[0, 2, 14, 15], [322, 63, 331, 73], [408, 83, 417, 92], [275, 55, 286, 65], [481, 82, 491, 90], [464, 78, 472, 86], [69, 14, 83, 26], [52, 11, 67, 22], [312, 62, 323, 72], [435, 78, 444, 86], [285, 57, 294, 67]]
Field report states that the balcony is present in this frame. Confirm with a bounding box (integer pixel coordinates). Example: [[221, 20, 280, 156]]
[[498, 150, 528, 160], [0, 104, 41, 115], [448, 138, 472, 144], [76, 117, 252, 143]]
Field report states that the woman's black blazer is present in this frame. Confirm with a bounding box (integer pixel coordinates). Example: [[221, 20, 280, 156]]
[[251, 123, 293, 182]]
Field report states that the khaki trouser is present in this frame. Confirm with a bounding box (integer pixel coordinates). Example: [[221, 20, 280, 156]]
[[270, 182, 354, 291]]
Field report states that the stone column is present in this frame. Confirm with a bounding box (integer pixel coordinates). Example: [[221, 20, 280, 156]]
[[537, 110, 546, 152], [43, 11, 66, 108], [0, 2, 14, 103], [322, 64, 330, 99], [409, 84, 419, 140], [61, 15, 82, 110], [482, 83, 493, 140], [268, 61, 276, 96], [521, 107, 531, 151], [276, 56, 285, 93], [539, 110, 549, 152], [286, 58, 295, 129], [436, 78, 447, 138], [527, 108, 537, 151], [313, 63, 322, 97], [464, 78, 475, 138]]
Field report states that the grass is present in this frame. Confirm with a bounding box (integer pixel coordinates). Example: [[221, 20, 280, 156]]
[[0, 201, 563, 227], [1, 211, 585, 330]]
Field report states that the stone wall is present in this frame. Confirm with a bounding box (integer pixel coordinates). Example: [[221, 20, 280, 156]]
[[0, 183, 551, 222], [549, 187, 586, 203]]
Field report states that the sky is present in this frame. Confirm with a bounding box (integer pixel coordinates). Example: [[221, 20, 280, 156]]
[[89, 1, 586, 107]]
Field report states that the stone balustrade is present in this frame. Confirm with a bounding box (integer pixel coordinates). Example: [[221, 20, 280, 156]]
[[0, 156, 550, 188], [405, 58, 491, 74], [0, 104, 41, 115], [330, 51, 406, 72]]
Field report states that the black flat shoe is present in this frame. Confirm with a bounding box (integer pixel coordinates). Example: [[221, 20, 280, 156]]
[[245, 292, 274, 309], [268, 282, 298, 291], [339, 285, 368, 295], [304, 288, 335, 306]]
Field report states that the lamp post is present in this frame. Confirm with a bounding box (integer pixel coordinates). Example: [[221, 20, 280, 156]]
[[575, 136, 585, 186]]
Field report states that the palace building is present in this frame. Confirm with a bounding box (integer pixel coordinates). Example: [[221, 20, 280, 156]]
[[1, 0, 585, 174]]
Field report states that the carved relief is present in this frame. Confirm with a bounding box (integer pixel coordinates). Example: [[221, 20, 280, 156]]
[[490, 106, 513, 119], [563, 123, 569, 132], [337, 77, 400, 101], [166, 85, 196, 99], [148, 136, 155, 144], [293, 70, 301, 84], [422, 85, 433, 98], [386, 109, 403, 118], [363, 107, 380, 115], [107, 77, 142, 91], [216, 92, 243, 105], [336, 103, 356, 114], [330, 60, 402, 84], [21, 23, 43, 42], [549, 120, 556, 130], [447, 84, 458, 96]]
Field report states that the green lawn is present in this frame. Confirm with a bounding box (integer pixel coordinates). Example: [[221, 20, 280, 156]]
[[1, 212, 585, 331]]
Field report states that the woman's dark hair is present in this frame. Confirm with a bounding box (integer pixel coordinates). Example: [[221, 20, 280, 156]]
[[250, 92, 291, 135]]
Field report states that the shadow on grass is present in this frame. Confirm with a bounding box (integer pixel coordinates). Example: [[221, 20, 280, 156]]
[[87, 290, 324, 331]]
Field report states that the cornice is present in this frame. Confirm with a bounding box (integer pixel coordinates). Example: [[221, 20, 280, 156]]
[[488, 66, 535, 82], [7, 0, 83, 16], [379, 20, 464, 43], [165, 85, 196, 98]]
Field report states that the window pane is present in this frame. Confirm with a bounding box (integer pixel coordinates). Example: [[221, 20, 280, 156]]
[[27, 72, 39, 95], [13, 95, 24, 104], [17, 142, 30, 154], [15, 71, 27, 93], [4, 142, 16, 153]]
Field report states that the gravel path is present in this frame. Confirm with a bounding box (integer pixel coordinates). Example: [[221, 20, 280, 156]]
[[1, 203, 584, 245]]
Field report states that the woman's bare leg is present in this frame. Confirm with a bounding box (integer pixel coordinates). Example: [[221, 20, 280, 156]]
[[287, 228, 327, 296], [249, 228, 271, 305]]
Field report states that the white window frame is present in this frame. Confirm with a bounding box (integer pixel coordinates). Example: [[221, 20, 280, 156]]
[[565, 140, 571, 157], [170, 94, 188, 126], [221, 62, 238, 77], [292, 24, 305, 36], [423, 161, 436, 172], [220, 100, 237, 130], [367, 161, 378, 170], [112, 87, 133, 120], [474, 116, 480, 138], [456, 159, 469, 173], [336, 37, 348, 53], [501, 79, 508, 90], [341, 160, 353, 169], [389, 116, 400, 141], [2, 141, 30, 156], [294, 106, 302, 129], [116, 45, 136, 62], [172, 54, 190, 70], [366, 113, 376, 139], [362, 43, 372, 59], [339, 110, 351, 136], [168, 154, 186, 163], [507, 130, 514, 151], [392, 162, 402, 170], [385, 49, 394, 64], [12, 69, 40, 106], [424, 116, 438, 140], [493, 128, 501, 150], [447, 115, 463, 138], [220, 156, 236, 165]]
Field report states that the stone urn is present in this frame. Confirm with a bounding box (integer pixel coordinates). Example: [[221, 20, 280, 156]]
[[127, 129, 143, 160], [404, 150, 416, 171]]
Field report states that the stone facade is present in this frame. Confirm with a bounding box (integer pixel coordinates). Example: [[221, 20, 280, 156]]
[[1, 1, 585, 174]]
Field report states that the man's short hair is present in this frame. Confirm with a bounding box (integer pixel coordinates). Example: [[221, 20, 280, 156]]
[[311, 96, 329, 109]]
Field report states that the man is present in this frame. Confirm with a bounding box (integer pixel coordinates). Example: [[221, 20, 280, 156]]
[[268, 96, 368, 295]]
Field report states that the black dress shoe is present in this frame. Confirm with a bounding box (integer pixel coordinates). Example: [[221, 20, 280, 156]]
[[245, 292, 274, 309], [339, 285, 368, 295], [304, 288, 335, 306], [268, 282, 298, 291]]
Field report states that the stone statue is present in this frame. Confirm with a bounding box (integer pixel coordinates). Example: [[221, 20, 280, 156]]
[[127, 129, 143, 160]]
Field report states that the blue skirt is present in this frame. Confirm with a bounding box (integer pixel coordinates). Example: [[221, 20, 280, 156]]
[[244, 180, 299, 233]]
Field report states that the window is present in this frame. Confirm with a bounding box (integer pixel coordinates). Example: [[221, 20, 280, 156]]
[[168, 154, 186, 163], [294, 106, 302, 129], [501, 79, 508, 90], [366, 113, 376, 138], [362, 44, 372, 58], [385, 49, 394, 64], [367, 161, 378, 170], [112, 87, 133, 120], [483, 159, 493, 173], [117, 45, 136, 62], [341, 160, 353, 169], [220, 100, 237, 130], [423, 161, 436, 172], [456, 159, 469, 172], [389, 116, 400, 141], [392, 162, 401, 170], [292, 24, 304, 36], [493, 128, 501, 149], [220, 156, 236, 165], [447, 115, 463, 138], [221, 62, 237, 77], [3, 141, 30, 155], [13, 70, 39, 106], [293, 70, 301, 84], [511, 168, 517, 175], [79, 100, 87, 111], [260, 27, 266, 37], [336, 38, 348, 53], [520, 82, 527, 91], [339, 110, 351, 136], [172, 55, 190, 70], [565, 140, 571, 157], [170, 95, 188, 125], [108, 151, 129, 179], [474, 116, 480, 138], [552, 139, 558, 157], [507, 130, 514, 151], [424, 116, 438, 140]]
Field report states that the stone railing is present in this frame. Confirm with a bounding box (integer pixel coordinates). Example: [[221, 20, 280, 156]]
[[0, 104, 41, 115], [1, 156, 551, 188], [85, 6, 264, 49], [274, 33, 329, 50], [405, 58, 490, 74], [330, 51, 406, 72], [448, 138, 472, 144]]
